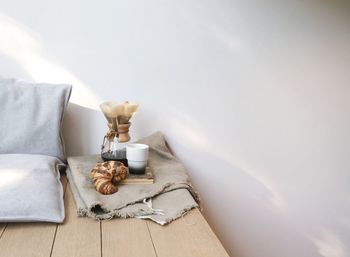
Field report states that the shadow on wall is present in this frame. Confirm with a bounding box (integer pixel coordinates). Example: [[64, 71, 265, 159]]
[[165, 110, 349, 257], [176, 146, 320, 257], [0, 13, 100, 110], [158, 111, 312, 256], [62, 103, 105, 156]]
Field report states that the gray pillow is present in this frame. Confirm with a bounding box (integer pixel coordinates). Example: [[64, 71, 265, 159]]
[[0, 154, 65, 222], [0, 78, 72, 162]]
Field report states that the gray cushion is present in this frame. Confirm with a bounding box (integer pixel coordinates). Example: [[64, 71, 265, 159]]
[[0, 78, 72, 162], [0, 154, 65, 223]]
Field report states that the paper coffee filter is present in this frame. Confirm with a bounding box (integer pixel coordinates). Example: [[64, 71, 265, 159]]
[[100, 101, 122, 118], [100, 101, 138, 119], [124, 102, 138, 116]]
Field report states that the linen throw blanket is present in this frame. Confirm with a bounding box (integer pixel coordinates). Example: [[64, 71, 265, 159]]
[[66, 132, 200, 225]]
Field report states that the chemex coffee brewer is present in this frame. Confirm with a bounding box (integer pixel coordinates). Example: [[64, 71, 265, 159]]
[[100, 101, 138, 166]]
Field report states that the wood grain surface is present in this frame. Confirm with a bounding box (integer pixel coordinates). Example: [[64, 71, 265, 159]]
[[51, 180, 100, 257], [147, 209, 230, 257], [102, 218, 157, 257], [0, 175, 229, 257]]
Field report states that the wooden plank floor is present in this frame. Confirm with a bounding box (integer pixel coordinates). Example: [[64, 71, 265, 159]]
[[0, 176, 229, 257]]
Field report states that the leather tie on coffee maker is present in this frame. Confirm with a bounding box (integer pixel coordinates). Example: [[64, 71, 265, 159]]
[[104, 122, 131, 143], [106, 123, 118, 141]]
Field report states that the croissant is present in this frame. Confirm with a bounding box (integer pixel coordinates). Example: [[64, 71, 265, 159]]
[[91, 161, 128, 195]]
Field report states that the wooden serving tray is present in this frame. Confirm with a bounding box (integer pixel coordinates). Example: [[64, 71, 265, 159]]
[[120, 167, 154, 184]]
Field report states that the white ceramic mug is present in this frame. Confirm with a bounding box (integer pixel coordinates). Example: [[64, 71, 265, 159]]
[[126, 144, 149, 174]]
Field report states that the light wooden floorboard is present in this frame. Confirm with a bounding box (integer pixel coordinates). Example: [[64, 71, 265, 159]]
[[147, 208, 229, 257], [0, 175, 68, 257], [102, 218, 157, 257], [51, 180, 101, 257], [0, 222, 57, 257], [0, 224, 6, 238]]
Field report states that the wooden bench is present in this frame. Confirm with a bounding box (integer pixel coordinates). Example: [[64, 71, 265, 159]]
[[0, 176, 229, 257]]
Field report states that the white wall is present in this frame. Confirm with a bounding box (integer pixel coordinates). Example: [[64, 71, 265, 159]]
[[1, 1, 350, 256]]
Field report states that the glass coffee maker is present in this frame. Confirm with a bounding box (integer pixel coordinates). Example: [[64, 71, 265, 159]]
[[100, 101, 138, 166]]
